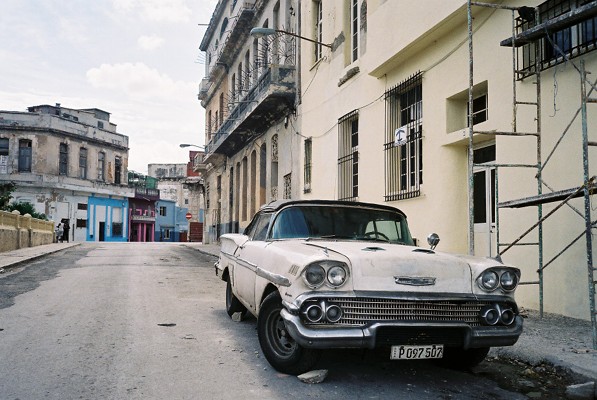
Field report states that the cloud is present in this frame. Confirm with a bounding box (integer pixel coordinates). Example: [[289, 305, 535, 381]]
[[111, 0, 192, 23], [86, 62, 194, 101], [138, 34, 165, 50]]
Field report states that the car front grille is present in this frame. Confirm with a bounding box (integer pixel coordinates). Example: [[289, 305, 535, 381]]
[[309, 297, 491, 327]]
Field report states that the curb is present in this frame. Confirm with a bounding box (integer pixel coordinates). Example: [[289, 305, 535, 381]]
[[0, 243, 81, 271]]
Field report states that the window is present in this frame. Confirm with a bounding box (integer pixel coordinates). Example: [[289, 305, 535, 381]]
[[18, 140, 32, 172], [59, 143, 68, 175], [0, 138, 8, 156], [77, 203, 88, 210], [468, 94, 488, 126], [220, 18, 228, 38], [159, 206, 167, 216], [338, 110, 359, 201], [384, 72, 423, 201], [112, 222, 123, 236], [518, 0, 597, 77], [79, 148, 88, 179], [248, 213, 272, 241], [284, 173, 292, 199], [473, 144, 496, 225], [351, 0, 359, 62], [98, 152, 105, 181], [114, 156, 122, 184], [163, 229, 171, 240], [206, 182, 211, 209], [304, 138, 312, 193], [271, 134, 279, 200], [76, 218, 87, 228], [98, 121, 104, 129], [0, 138, 8, 174], [314, 0, 323, 61]]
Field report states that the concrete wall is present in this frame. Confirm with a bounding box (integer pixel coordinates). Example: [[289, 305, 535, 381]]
[[0, 210, 54, 253]]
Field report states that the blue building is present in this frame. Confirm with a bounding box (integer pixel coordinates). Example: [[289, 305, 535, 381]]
[[155, 199, 188, 242], [86, 195, 129, 242]]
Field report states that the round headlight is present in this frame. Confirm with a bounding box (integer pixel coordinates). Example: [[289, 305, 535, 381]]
[[500, 270, 519, 291], [304, 264, 325, 288], [480, 270, 499, 291], [327, 265, 347, 287]]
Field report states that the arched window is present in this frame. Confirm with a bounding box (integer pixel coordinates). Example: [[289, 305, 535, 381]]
[[220, 18, 228, 38]]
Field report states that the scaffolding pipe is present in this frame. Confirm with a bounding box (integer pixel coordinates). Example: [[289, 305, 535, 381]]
[[468, 0, 475, 256], [580, 60, 597, 349]]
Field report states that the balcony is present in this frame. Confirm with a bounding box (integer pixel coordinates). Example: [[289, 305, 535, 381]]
[[134, 187, 160, 201], [198, 78, 211, 101], [204, 63, 295, 162], [204, 1, 256, 82]]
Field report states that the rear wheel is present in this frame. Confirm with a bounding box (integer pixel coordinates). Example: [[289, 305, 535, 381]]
[[257, 292, 321, 375], [439, 347, 490, 370], [225, 277, 247, 318]]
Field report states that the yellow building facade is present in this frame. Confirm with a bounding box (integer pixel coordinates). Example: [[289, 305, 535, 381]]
[[199, 0, 597, 322]]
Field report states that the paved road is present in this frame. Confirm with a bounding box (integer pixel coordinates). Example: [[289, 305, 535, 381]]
[[0, 242, 546, 399]]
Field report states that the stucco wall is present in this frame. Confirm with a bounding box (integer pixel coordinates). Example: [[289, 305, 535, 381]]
[[0, 211, 54, 253]]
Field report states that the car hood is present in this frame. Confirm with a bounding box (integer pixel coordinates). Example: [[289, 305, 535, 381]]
[[297, 241, 497, 294]]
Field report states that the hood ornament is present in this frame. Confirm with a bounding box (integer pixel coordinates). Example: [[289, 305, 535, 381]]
[[394, 276, 436, 286]]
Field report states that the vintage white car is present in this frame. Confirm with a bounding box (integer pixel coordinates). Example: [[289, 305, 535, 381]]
[[215, 200, 522, 375]]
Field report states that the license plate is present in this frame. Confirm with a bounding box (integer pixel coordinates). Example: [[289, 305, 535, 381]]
[[390, 344, 444, 360]]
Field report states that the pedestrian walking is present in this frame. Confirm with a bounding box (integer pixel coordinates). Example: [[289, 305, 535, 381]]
[[55, 222, 63, 243]]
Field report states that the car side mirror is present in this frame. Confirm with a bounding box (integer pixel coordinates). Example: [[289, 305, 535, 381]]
[[427, 233, 440, 250]]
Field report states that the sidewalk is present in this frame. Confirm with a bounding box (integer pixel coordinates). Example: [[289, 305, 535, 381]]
[[0, 242, 80, 270], [2, 242, 596, 385]]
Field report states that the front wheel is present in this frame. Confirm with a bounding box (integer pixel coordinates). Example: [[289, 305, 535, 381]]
[[225, 277, 247, 318], [257, 292, 321, 375]]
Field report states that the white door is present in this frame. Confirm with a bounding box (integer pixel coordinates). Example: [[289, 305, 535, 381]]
[[473, 145, 496, 258]]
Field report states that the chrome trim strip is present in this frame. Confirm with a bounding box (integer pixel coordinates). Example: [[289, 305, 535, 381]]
[[256, 267, 291, 287]]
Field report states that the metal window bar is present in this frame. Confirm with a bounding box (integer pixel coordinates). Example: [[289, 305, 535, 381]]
[[338, 110, 358, 201], [516, 0, 597, 79], [384, 72, 423, 201]]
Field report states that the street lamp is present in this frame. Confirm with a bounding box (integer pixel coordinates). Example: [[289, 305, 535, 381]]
[[250, 27, 332, 49], [179, 143, 205, 149]]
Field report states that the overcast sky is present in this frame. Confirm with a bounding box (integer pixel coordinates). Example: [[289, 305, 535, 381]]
[[0, 0, 218, 174]]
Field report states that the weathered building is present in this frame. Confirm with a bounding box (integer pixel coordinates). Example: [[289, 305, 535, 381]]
[[148, 150, 206, 242], [0, 104, 132, 242], [198, 0, 299, 243]]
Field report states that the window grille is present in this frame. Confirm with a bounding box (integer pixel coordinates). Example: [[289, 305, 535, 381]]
[[304, 138, 312, 193], [384, 71, 423, 201], [517, 0, 597, 78], [284, 173, 292, 199], [338, 110, 359, 201], [315, 0, 323, 61]]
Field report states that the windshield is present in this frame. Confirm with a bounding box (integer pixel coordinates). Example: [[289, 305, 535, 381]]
[[270, 205, 414, 245]]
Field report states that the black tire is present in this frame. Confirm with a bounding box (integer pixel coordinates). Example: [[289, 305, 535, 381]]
[[439, 347, 490, 370], [257, 292, 321, 375], [225, 277, 247, 318]]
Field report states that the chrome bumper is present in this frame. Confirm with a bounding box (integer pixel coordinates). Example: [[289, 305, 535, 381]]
[[280, 309, 523, 350]]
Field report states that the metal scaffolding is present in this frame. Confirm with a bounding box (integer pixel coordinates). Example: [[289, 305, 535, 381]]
[[467, 1, 597, 349]]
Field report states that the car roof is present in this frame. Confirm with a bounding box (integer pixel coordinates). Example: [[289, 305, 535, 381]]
[[258, 199, 407, 217]]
